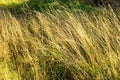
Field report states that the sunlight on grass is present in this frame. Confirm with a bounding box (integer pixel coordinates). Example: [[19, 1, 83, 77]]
[[0, 0, 27, 5], [0, 6, 120, 80]]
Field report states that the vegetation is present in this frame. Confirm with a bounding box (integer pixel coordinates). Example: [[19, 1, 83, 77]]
[[0, 0, 120, 80]]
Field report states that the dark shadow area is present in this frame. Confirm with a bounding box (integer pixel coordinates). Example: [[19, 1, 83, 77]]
[[47, 61, 75, 80]]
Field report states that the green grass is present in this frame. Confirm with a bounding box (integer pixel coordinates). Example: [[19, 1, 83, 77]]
[[0, 0, 27, 5], [0, 0, 94, 11], [0, 2, 120, 80]]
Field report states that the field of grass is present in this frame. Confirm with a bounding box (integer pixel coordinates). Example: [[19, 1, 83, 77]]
[[0, 0, 120, 80]]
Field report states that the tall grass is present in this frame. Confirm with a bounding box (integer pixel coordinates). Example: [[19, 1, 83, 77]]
[[0, 7, 120, 80]]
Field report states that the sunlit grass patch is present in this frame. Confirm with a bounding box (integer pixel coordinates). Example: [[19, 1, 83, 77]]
[[0, 6, 120, 80], [0, 0, 27, 5]]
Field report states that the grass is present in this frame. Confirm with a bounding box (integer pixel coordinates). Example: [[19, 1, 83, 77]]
[[0, 0, 27, 5], [0, 4, 120, 80]]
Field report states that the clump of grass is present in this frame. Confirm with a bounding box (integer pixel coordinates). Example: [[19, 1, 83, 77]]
[[0, 7, 120, 80]]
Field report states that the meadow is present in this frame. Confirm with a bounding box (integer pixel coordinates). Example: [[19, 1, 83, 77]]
[[0, 0, 120, 80]]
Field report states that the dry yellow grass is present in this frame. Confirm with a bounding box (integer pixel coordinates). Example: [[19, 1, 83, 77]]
[[0, 7, 120, 80]]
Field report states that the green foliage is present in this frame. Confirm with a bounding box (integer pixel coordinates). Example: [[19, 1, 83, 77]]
[[0, 0, 99, 12], [77, 4, 95, 11], [22, 0, 95, 12]]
